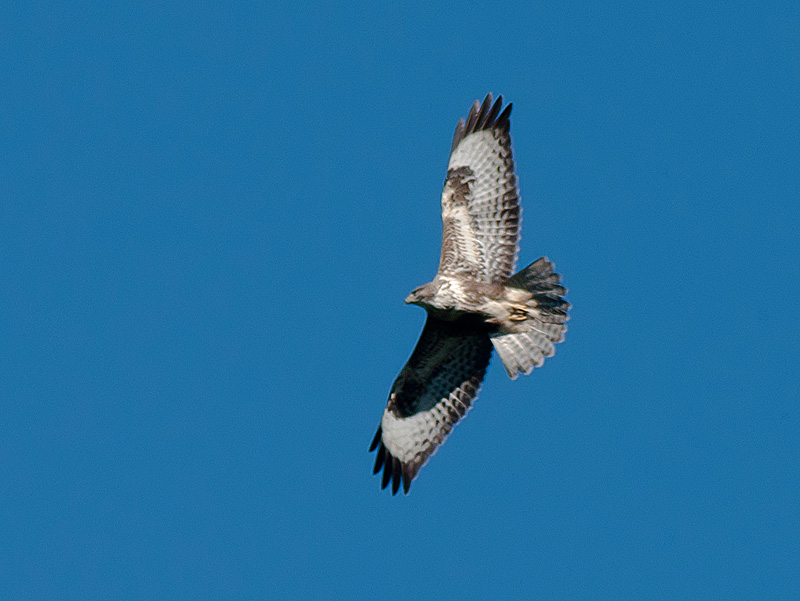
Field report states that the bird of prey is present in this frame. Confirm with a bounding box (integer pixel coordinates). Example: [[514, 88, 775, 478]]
[[369, 94, 570, 495]]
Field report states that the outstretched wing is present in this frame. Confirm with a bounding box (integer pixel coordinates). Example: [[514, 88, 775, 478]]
[[369, 318, 493, 494], [438, 93, 520, 284]]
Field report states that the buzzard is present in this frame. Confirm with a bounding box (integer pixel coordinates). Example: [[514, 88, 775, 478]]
[[369, 94, 570, 495]]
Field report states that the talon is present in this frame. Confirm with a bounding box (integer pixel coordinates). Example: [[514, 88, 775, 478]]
[[509, 305, 528, 321]]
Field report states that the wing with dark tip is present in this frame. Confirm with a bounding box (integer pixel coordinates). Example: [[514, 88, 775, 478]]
[[438, 93, 520, 284], [369, 318, 493, 494]]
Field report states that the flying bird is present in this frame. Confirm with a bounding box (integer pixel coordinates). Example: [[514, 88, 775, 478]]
[[369, 94, 570, 495]]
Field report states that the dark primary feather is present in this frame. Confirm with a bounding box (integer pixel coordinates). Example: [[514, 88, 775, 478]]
[[450, 94, 511, 152]]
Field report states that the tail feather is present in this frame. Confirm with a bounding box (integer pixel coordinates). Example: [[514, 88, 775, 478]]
[[507, 257, 562, 290], [492, 329, 555, 379], [491, 257, 569, 379]]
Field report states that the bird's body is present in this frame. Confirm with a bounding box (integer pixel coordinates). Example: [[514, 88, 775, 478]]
[[370, 94, 570, 494], [408, 274, 543, 332]]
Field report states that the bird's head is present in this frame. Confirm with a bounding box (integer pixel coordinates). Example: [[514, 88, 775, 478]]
[[405, 283, 435, 307]]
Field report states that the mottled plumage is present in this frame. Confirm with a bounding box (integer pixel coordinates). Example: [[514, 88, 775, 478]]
[[370, 94, 570, 494]]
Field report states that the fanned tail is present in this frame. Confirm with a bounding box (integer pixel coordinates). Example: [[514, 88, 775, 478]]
[[491, 257, 570, 379]]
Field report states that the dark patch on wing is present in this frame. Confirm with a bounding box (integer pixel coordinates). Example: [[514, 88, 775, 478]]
[[445, 166, 474, 206], [389, 318, 489, 418]]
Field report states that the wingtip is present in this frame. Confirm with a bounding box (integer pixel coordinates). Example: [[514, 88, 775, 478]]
[[391, 457, 402, 495], [402, 472, 411, 494], [381, 454, 393, 489], [370, 434, 417, 496], [464, 100, 481, 135], [496, 102, 513, 131], [372, 442, 386, 474], [374, 441, 407, 495], [475, 94, 494, 129], [451, 118, 466, 154], [451, 93, 512, 151], [368, 426, 382, 452]]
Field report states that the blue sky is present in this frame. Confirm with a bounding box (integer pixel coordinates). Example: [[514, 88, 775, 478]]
[[3, 1, 799, 599]]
